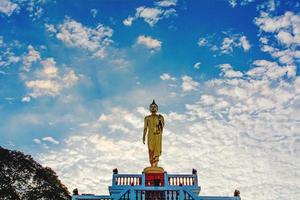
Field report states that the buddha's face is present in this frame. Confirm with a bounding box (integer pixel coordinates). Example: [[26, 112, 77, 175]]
[[150, 104, 158, 113]]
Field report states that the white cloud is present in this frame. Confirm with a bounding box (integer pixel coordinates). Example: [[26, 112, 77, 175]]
[[0, 0, 18, 16], [42, 136, 60, 145], [0, 0, 48, 20], [45, 23, 56, 34], [167, 111, 186, 121], [160, 73, 176, 81], [38, 134, 146, 194], [40, 58, 58, 78], [61, 70, 79, 86], [123, 4, 177, 27], [197, 38, 208, 47], [98, 114, 108, 122], [33, 138, 41, 144], [79, 123, 89, 127], [277, 30, 295, 46], [0, 37, 21, 68], [239, 36, 251, 51], [52, 17, 113, 59], [198, 34, 251, 54], [155, 0, 177, 7], [135, 6, 163, 27], [255, 11, 294, 33], [228, 0, 254, 8], [25, 57, 79, 98], [109, 124, 130, 133], [199, 95, 216, 105], [219, 64, 243, 78], [123, 16, 134, 26], [193, 62, 201, 69], [221, 37, 235, 53], [26, 80, 61, 97], [136, 35, 162, 51], [255, 11, 300, 64], [136, 107, 149, 116], [228, 0, 238, 7], [110, 58, 130, 69], [163, 8, 177, 18], [210, 45, 218, 52], [22, 45, 41, 71], [247, 60, 296, 80], [8, 55, 20, 63], [260, 44, 300, 64], [181, 75, 200, 92], [255, 11, 300, 46], [256, 0, 277, 13], [221, 35, 251, 54], [259, 36, 268, 44], [21, 96, 31, 102]]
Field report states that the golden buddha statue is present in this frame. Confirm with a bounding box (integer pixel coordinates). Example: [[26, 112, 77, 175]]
[[143, 100, 164, 170]]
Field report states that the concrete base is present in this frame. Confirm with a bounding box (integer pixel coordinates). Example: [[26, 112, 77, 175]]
[[143, 166, 164, 173]]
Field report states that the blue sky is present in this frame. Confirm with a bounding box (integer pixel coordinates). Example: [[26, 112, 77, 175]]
[[0, 0, 300, 199]]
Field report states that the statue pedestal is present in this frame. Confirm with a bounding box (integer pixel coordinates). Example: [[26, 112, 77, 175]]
[[143, 166, 165, 186], [143, 166, 164, 173]]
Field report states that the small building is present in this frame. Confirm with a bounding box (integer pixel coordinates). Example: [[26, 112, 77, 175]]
[[72, 169, 241, 200]]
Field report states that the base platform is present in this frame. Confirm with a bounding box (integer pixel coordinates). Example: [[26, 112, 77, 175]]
[[72, 168, 241, 200]]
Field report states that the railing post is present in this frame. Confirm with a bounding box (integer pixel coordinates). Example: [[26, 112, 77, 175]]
[[130, 189, 135, 200], [142, 172, 145, 186], [112, 168, 118, 186], [194, 174, 198, 187], [192, 169, 198, 187], [112, 174, 116, 186], [164, 171, 168, 186], [179, 189, 184, 200]]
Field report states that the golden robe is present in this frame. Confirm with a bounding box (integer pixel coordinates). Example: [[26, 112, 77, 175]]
[[144, 114, 164, 158]]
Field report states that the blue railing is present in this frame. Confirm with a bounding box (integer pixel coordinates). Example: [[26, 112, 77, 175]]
[[112, 174, 143, 186], [112, 172, 198, 187]]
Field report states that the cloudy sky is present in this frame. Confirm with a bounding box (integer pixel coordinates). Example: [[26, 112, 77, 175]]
[[0, 0, 300, 199]]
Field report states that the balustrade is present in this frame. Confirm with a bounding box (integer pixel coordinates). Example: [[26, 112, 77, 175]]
[[114, 174, 142, 186], [168, 175, 196, 186]]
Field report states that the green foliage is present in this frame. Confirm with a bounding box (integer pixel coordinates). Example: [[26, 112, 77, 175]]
[[0, 146, 70, 200]]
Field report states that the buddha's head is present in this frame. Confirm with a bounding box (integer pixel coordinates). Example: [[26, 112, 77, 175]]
[[149, 99, 158, 114]]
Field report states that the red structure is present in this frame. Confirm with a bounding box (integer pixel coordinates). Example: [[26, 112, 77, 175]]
[[145, 173, 165, 186]]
